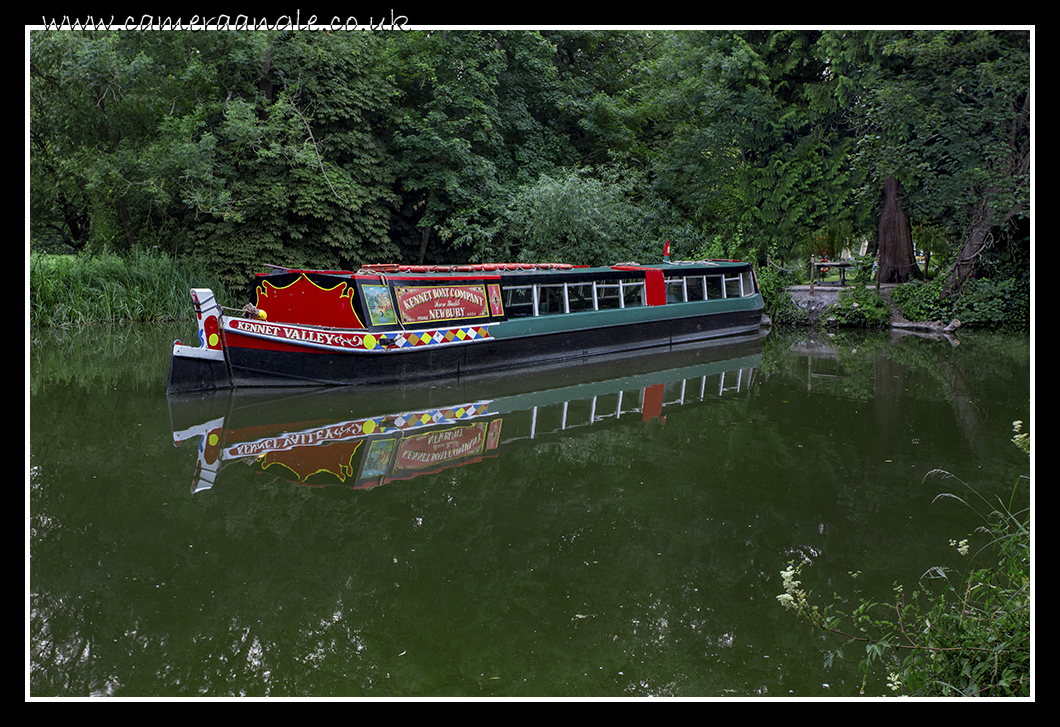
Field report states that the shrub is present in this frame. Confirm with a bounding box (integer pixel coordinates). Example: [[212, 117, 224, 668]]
[[890, 274, 1029, 330], [828, 285, 891, 328], [756, 261, 803, 323], [500, 168, 654, 266], [952, 277, 1030, 330], [889, 278, 953, 323]]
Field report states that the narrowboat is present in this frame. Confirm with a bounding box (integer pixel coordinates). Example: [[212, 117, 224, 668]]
[[167, 256, 766, 394]]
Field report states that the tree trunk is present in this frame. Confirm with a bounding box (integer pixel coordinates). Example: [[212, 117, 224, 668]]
[[115, 196, 138, 249], [416, 189, 437, 264], [417, 226, 431, 265], [876, 177, 924, 284], [940, 200, 993, 299], [59, 194, 90, 251], [940, 91, 1029, 299]]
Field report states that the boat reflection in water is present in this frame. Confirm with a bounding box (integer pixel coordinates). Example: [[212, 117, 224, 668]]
[[169, 334, 763, 493]]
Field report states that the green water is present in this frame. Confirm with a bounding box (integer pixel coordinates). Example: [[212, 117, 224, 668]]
[[29, 323, 1031, 698]]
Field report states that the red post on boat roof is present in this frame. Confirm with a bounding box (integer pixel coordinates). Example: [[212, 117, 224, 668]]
[[644, 268, 666, 306], [663, 240, 670, 263]]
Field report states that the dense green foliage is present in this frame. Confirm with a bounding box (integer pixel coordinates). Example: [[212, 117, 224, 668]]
[[890, 234, 1031, 330], [754, 261, 807, 325], [30, 28, 1030, 319], [828, 286, 892, 328], [892, 276, 1031, 331], [853, 31, 1030, 295], [642, 31, 867, 263]]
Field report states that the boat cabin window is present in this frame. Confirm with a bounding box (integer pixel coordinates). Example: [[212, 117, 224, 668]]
[[598, 279, 645, 309], [685, 276, 706, 301], [566, 283, 597, 313], [504, 286, 535, 318], [667, 270, 754, 302], [622, 279, 645, 307], [665, 277, 687, 303], [537, 284, 567, 316], [724, 274, 743, 298], [595, 282, 623, 310], [705, 275, 724, 299], [502, 276, 649, 317]]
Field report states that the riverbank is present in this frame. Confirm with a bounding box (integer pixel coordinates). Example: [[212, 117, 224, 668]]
[[784, 282, 900, 325]]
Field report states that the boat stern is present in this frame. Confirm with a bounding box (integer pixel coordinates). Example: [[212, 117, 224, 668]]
[[167, 288, 232, 394]]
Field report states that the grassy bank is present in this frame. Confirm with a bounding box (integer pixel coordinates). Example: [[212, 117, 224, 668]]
[[29, 249, 231, 328]]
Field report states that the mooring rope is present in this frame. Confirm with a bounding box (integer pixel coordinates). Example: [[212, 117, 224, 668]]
[[220, 303, 267, 319]]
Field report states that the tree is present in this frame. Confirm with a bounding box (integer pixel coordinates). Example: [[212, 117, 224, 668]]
[[29, 31, 217, 252], [876, 177, 924, 283], [853, 30, 1030, 297], [30, 30, 403, 285], [544, 30, 657, 168], [177, 31, 402, 286], [500, 167, 657, 265], [384, 31, 509, 264], [641, 30, 870, 264], [30, 28, 1029, 297]]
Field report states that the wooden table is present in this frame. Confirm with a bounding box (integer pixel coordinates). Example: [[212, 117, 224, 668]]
[[809, 260, 852, 294]]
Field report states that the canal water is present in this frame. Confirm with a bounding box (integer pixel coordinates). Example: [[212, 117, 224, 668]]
[[29, 323, 1031, 698]]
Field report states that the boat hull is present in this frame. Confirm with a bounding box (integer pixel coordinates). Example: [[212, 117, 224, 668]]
[[218, 303, 763, 388], [166, 262, 766, 393], [168, 344, 231, 392]]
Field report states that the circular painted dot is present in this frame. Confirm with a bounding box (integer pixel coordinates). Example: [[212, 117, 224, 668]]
[[208, 433, 219, 446], [364, 334, 377, 349], [208, 333, 219, 347], [362, 420, 376, 434]]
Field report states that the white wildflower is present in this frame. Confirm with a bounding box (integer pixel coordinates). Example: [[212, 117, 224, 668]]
[[778, 564, 807, 612]]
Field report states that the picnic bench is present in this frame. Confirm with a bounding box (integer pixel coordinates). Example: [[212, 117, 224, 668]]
[[809, 258, 853, 294]]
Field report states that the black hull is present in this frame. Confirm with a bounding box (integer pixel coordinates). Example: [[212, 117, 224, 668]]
[[167, 352, 230, 394], [225, 307, 764, 388]]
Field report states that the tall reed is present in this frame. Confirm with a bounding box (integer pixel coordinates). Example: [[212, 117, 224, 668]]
[[29, 249, 231, 327]]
